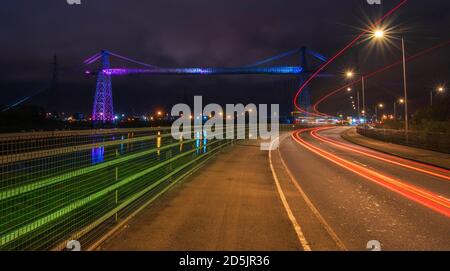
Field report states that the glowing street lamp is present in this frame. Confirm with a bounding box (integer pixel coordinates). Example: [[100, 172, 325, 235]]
[[374, 103, 384, 122], [372, 27, 409, 137], [373, 29, 385, 39], [394, 98, 405, 120], [431, 86, 446, 106], [344, 71, 364, 118]]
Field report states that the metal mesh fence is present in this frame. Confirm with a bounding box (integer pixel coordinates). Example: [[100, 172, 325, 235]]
[[0, 126, 236, 250]]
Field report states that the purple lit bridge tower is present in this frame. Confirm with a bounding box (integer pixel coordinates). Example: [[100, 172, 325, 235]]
[[91, 51, 114, 122], [84, 48, 328, 122]]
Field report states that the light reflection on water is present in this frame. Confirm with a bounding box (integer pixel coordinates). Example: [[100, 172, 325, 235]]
[[196, 131, 208, 154], [157, 131, 161, 156], [203, 130, 208, 153], [89, 130, 210, 166], [179, 134, 184, 152], [120, 135, 125, 153], [91, 146, 105, 165]]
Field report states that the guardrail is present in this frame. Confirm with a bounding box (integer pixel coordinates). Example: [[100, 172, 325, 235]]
[[356, 127, 450, 154], [0, 126, 244, 250], [0, 124, 306, 250]]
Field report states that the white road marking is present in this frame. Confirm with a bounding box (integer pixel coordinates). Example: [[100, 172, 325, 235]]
[[269, 136, 311, 251], [277, 137, 347, 251]]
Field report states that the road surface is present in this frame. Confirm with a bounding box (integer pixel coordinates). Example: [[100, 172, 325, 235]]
[[99, 126, 450, 251], [99, 140, 302, 251], [276, 126, 450, 250]]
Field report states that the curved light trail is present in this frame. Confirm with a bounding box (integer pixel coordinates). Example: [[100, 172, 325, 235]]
[[291, 127, 450, 218], [310, 127, 450, 181], [293, 0, 409, 116], [313, 40, 450, 117]]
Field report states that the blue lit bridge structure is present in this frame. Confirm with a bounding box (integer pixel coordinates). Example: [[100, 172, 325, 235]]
[[84, 48, 328, 122]]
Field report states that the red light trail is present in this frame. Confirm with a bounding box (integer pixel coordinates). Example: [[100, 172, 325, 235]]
[[310, 127, 450, 180], [313, 40, 450, 117], [293, 0, 409, 116], [291, 128, 450, 218]]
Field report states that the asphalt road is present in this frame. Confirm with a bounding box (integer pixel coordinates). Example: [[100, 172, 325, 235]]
[[278, 126, 450, 250], [98, 126, 449, 251], [99, 140, 302, 251]]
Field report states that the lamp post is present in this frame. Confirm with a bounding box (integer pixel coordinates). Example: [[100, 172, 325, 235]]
[[346, 72, 366, 117], [394, 98, 405, 120], [401, 37, 409, 138], [362, 76, 366, 115], [431, 86, 446, 106], [357, 90, 361, 119], [373, 30, 409, 140], [394, 101, 396, 120], [375, 103, 384, 122]]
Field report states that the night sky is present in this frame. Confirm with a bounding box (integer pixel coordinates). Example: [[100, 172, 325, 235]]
[[0, 0, 449, 116]]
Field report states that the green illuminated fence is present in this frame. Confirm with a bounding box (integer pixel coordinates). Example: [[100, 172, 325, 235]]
[[0, 127, 237, 250]]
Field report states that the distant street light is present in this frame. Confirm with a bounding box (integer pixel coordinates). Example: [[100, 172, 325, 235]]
[[431, 86, 446, 106], [394, 98, 404, 120], [375, 103, 384, 122], [345, 71, 365, 117]]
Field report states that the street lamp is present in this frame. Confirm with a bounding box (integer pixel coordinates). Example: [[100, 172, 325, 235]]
[[373, 28, 409, 138], [345, 70, 365, 117], [373, 29, 385, 39], [375, 103, 384, 122], [394, 98, 405, 121], [431, 86, 446, 106]]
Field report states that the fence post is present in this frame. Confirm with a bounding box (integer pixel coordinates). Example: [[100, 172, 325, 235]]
[[115, 189, 118, 222], [166, 148, 173, 182]]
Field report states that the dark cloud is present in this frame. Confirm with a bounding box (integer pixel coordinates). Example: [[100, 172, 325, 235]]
[[0, 0, 449, 115]]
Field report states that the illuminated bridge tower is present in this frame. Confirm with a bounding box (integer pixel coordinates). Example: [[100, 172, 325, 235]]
[[92, 50, 114, 122], [298, 47, 312, 114]]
